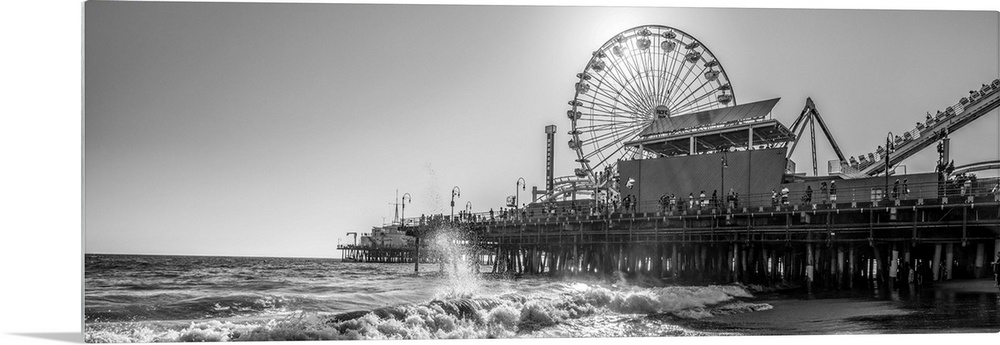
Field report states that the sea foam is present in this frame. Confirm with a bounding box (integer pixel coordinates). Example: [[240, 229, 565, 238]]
[[85, 282, 767, 342]]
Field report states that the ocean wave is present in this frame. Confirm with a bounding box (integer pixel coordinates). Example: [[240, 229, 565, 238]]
[[85, 283, 767, 342], [85, 294, 294, 323]]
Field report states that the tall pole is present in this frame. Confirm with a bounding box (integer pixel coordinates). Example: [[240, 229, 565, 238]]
[[721, 151, 728, 209], [401, 193, 411, 225], [516, 177, 526, 210], [885, 132, 894, 203], [545, 125, 556, 194], [451, 186, 461, 221], [401, 192, 416, 271]]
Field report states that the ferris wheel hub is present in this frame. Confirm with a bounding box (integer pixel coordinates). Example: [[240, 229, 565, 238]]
[[653, 105, 671, 119]]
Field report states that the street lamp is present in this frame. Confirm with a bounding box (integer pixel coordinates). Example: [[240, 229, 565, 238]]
[[401, 193, 411, 226], [885, 132, 895, 203], [516, 177, 526, 210], [451, 186, 461, 220], [721, 151, 729, 209]]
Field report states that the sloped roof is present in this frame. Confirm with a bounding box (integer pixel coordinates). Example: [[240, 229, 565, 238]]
[[638, 98, 781, 137]]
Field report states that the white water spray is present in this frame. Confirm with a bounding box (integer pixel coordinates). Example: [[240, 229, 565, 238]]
[[427, 223, 485, 298]]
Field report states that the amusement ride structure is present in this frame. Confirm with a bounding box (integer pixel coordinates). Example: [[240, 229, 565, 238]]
[[538, 24, 1000, 205], [542, 25, 737, 203]]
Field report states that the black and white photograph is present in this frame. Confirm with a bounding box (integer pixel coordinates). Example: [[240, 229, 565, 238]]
[[3, 1, 1000, 344]]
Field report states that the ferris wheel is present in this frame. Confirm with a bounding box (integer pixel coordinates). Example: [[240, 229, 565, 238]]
[[567, 25, 736, 179]]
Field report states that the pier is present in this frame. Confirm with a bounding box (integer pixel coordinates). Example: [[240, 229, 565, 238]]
[[400, 179, 1000, 291], [345, 24, 1000, 292]]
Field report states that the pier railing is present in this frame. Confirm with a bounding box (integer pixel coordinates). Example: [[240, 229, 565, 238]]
[[400, 177, 1000, 225]]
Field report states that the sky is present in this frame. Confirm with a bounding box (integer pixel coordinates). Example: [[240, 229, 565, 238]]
[[82, 2, 999, 258]]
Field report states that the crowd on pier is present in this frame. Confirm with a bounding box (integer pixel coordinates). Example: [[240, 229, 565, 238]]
[[410, 177, 1000, 226]]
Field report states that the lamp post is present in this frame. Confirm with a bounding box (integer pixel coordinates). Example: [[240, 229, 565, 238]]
[[516, 177, 526, 210], [721, 151, 728, 209], [885, 132, 895, 203], [450, 186, 461, 221], [401, 193, 411, 226]]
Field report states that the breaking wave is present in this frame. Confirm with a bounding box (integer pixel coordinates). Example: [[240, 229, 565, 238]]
[[85, 283, 769, 342]]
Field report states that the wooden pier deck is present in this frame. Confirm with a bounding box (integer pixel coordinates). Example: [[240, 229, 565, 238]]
[[404, 193, 1000, 291]]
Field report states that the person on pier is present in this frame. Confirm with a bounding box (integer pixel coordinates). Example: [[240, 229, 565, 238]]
[[908, 262, 916, 288], [711, 190, 719, 208], [992, 252, 1000, 291], [991, 181, 1000, 201], [688, 193, 695, 210], [699, 191, 707, 208], [820, 182, 828, 203], [771, 189, 778, 207], [830, 181, 837, 203], [893, 179, 900, 200], [781, 187, 789, 205]]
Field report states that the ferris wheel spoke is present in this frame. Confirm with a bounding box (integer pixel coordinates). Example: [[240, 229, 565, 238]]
[[666, 42, 700, 102], [583, 100, 642, 119], [671, 91, 717, 115], [666, 58, 699, 104], [582, 130, 640, 153], [582, 123, 645, 146], [587, 75, 645, 114], [580, 116, 645, 127], [644, 49, 664, 107], [651, 61, 671, 106], [587, 127, 647, 165], [651, 56, 668, 106], [584, 125, 646, 158], [672, 100, 720, 117], [584, 85, 641, 115], [619, 44, 655, 110], [662, 53, 688, 104], [669, 79, 716, 112], [583, 112, 642, 121], [652, 66, 669, 106], [586, 116, 647, 128], [581, 112, 635, 121], [663, 39, 680, 99], [661, 43, 685, 102], [626, 51, 658, 111], [591, 73, 646, 116], [669, 64, 711, 110], [587, 87, 644, 115], [577, 120, 642, 132], [605, 54, 654, 112]]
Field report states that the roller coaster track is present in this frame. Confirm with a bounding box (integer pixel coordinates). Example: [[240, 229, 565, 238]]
[[536, 175, 604, 203], [844, 79, 1000, 177], [952, 160, 1000, 176]]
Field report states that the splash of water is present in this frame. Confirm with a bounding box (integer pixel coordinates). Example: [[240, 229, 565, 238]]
[[427, 223, 484, 298], [423, 163, 444, 214]]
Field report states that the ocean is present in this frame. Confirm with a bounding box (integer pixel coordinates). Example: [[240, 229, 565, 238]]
[[83, 253, 999, 342]]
